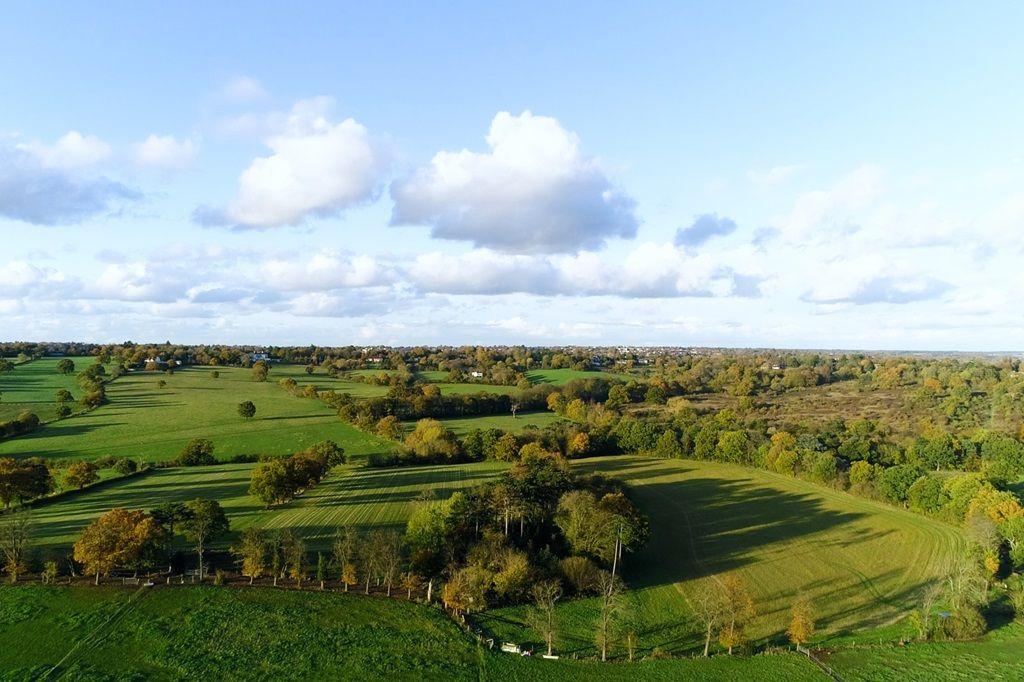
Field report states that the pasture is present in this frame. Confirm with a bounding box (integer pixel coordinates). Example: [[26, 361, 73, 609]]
[[0, 356, 96, 422], [27, 461, 507, 550], [481, 456, 964, 654], [430, 411, 564, 436], [0, 366, 391, 462], [0, 584, 824, 680], [526, 368, 631, 385]]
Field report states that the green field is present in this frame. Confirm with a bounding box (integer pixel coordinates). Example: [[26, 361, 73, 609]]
[[430, 411, 564, 436], [0, 584, 823, 680], [480, 456, 964, 655], [0, 366, 391, 462], [27, 461, 507, 550], [526, 369, 630, 385], [0, 356, 96, 423]]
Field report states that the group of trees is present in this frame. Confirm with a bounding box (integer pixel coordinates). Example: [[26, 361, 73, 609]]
[[248, 441, 345, 506], [0, 412, 41, 440], [72, 498, 229, 583]]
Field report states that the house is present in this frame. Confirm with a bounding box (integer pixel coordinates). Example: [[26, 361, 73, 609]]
[[470, 371, 484, 378]]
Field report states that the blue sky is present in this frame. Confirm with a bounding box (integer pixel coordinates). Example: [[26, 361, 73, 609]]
[[2, 2, 1024, 349]]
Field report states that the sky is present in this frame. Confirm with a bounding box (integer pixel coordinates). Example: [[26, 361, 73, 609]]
[[2, 2, 1024, 350]]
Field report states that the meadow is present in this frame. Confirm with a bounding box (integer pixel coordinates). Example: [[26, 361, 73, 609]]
[[526, 368, 631, 385], [0, 365, 391, 462], [431, 411, 564, 436], [27, 461, 506, 550], [480, 456, 964, 654], [0, 356, 95, 422]]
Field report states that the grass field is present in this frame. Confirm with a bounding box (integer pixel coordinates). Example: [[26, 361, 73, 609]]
[[526, 369, 631, 385], [0, 585, 824, 680], [0, 356, 97, 422], [824, 621, 1024, 680], [27, 461, 507, 550], [430, 411, 564, 436], [0, 366, 391, 462], [480, 456, 964, 656]]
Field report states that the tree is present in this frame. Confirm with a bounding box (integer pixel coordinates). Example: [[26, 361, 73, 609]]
[[0, 512, 31, 583], [316, 552, 326, 589], [341, 562, 358, 593], [249, 458, 294, 506], [0, 458, 52, 506], [64, 461, 99, 490], [401, 571, 423, 599], [719, 575, 755, 654], [693, 583, 725, 656], [251, 361, 269, 382], [73, 508, 164, 584], [442, 565, 491, 616], [149, 501, 189, 572], [232, 526, 268, 585], [376, 530, 403, 596], [237, 401, 256, 420], [180, 499, 229, 580], [787, 594, 815, 645], [594, 570, 622, 661], [281, 531, 304, 586], [178, 438, 216, 466], [55, 389, 74, 403], [56, 358, 75, 374], [332, 526, 359, 586], [527, 580, 562, 656], [375, 415, 403, 440]]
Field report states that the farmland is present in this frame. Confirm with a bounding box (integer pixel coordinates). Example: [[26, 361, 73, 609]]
[[0, 585, 824, 681], [526, 368, 632, 385], [430, 411, 564, 436], [0, 365, 391, 462], [27, 460, 507, 550], [480, 456, 964, 654], [0, 356, 95, 422]]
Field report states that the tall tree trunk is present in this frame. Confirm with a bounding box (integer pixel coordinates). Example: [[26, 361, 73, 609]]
[[426, 579, 433, 603], [703, 623, 712, 656], [95, 571, 100, 586]]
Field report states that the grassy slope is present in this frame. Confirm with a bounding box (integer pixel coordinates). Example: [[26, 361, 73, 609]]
[[0, 366, 390, 462], [480, 456, 964, 656], [28, 461, 507, 550], [0, 585, 822, 681], [431, 411, 564, 436], [0, 356, 96, 422]]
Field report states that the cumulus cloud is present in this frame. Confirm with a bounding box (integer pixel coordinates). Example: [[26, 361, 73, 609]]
[[0, 141, 138, 225], [0, 260, 73, 296], [406, 245, 762, 298], [133, 134, 198, 168], [804, 274, 952, 305], [390, 111, 637, 254], [674, 213, 737, 247], [262, 251, 394, 291], [19, 131, 111, 169], [89, 262, 192, 302], [196, 98, 388, 228]]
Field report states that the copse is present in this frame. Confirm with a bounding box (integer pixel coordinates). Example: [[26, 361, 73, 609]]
[[0, 458, 53, 508], [249, 440, 343, 506], [177, 438, 216, 466]]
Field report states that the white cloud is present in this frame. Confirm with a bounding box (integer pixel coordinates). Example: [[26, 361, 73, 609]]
[[675, 213, 737, 247], [133, 134, 198, 169], [20, 131, 111, 169], [196, 98, 388, 227], [262, 251, 393, 291], [390, 111, 637, 253]]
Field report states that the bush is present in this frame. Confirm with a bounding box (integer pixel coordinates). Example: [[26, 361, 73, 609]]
[[936, 605, 987, 641], [113, 458, 138, 475]]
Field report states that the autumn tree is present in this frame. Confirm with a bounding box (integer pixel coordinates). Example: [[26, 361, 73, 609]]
[[282, 530, 305, 586], [0, 512, 31, 583], [527, 580, 562, 656], [232, 526, 269, 585], [719, 575, 756, 654], [73, 508, 164, 584], [401, 571, 423, 600], [64, 461, 99, 490], [331, 526, 359, 590], [180, 498, 229, 580], [787, 594, 815, 645], [442, 565, 491, 616]]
